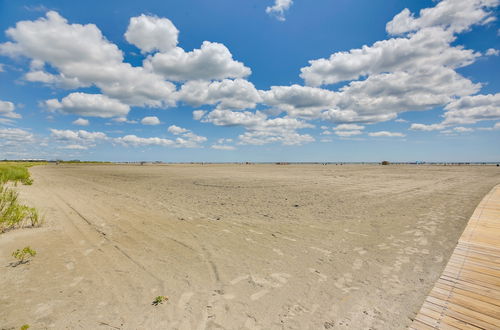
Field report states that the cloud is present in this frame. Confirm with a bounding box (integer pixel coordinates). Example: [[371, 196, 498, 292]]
[[179, 79, 261, 110], [453, 126, 474, 133], [141, 116, 161, 125], [335, 130, 363, 137], [175, 132, 207, 147], [0, 11, 176, 107], [477, 122, 500, 130], [486, 48, 499, 56], [115, 135, 174, 147], [266, 0, 293, 21], [144, 41, 251, 81], [23, 5, 49, 12], [200, 109, 314, 146], [0, 128, 35, 147], [72, 118, 89, 126], [410, 93, 500, 131], [386, 0, 498, 35], [410, 123, 446, 131], [166, 125, 207, 147], [300, 27, 478, 86], [334, 124, 364, 131], [329, 67, 479, 120], [239, 131, 314, 145], [211, 145, 236, 150], [443, 93, 500, 124], [46, 93, 130, 118], [59, 144, 89, 150], [192, 110, 207, 120], [167, 125, 188, 135], [125, 14, 178, 53], [202, 109, 267, 127], [116, 128, 207, 148], [113, 117, 137, 124], [368, 131, 406, 137], [260, 85, 337, 118], [0, 100, 21, 119], [50, 128, 107, 143], [24, 71, 83, 89]]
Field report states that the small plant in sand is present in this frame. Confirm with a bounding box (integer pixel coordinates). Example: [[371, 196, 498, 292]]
[[152, 295, 168, 306], [20, 325, 30, 330], [12, 246, 37, 266], [0, 182, 40, 233]]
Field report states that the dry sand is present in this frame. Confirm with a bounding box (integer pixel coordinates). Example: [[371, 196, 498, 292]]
[[1, 164, 499, 329]]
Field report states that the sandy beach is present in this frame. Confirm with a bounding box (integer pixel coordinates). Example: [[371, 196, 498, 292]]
[[1, 164, 499, 329]]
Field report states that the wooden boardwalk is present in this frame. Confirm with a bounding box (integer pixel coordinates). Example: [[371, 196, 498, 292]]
[[411, 184, 500, 329]]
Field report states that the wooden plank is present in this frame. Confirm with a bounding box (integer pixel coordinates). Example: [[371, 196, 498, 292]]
[[434, 281, 500, 307], [410, 319, 439, 330], [411, 185, 500, 329], [437, 278, 500, 301], [427, 286, 500, 319], [449, 254, 500, 270], [441, 274, 499, 292], [422, 300, 500, 329], [446, 259, 500, 278]]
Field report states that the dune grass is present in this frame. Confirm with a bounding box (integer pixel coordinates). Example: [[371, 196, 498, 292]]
[[0, 163, 42, 233], [0, 164, 33, 185]]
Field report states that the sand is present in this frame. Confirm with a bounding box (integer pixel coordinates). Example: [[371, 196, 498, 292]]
[[1, 164, 499, 329]]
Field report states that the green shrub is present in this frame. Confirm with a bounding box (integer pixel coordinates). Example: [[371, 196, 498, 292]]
[[0, 183, 40, 233], [12, 246, 36, 265], [152, 295, 168, 306], [0, 164, 35, 185]]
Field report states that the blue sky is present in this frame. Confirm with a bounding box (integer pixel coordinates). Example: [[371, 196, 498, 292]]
[[0, 0, 499, 162]]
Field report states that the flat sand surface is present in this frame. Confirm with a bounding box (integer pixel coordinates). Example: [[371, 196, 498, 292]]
[[1, 164, 499, 329]]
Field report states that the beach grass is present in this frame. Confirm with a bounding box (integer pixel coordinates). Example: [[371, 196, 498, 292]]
[[0, 162, 42, 233]]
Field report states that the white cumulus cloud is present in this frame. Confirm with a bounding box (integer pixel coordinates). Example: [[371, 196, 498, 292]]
[[266, 0, 293, 21], [368, 131, 406, 137], [46, 93, 130, 118], [144, 41, 251, 81], [72, 118, 89, 126], [141, 116, 161, 125], [0, 100, 21, 119], [125, 14, 179, 53], [386, 0, 498, 35]]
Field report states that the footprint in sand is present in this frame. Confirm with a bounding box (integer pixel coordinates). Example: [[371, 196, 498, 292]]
[[334, 273, 359, 293], [310, 246, 331, 256], [230, 275, 249, 285], [433, 255, 443, 263], [414, 236, 428, 246], [69, 276, 84, 287], [244, 316, 262, 330], [272, 248, 284, 256], [177, 291, 194, 313], [309, 268, 327, 282], [250, 289, 269, 301], [249, 229, 263, 235], [270, 273, 291, 284], [353, 247, 367, 255], [230, 273, 291, 301], [352, 258, 363, 270]]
